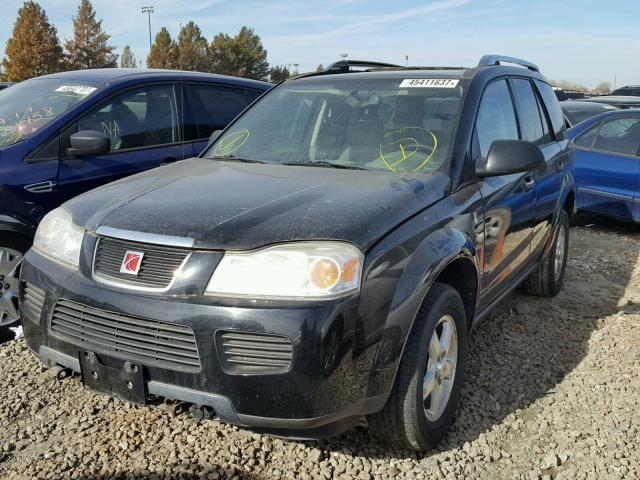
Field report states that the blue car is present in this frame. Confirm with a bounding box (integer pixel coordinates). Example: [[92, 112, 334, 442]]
[[568, 109, 640, 222], [0, 69, 269, 330]]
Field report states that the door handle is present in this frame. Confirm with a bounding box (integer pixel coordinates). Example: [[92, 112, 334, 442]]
[[523, 176, 535, 190]]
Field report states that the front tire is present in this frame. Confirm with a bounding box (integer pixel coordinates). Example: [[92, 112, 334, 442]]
[[0, 233, 30, 341], [523, 209, 569, 297], [368, 282, 468, 451]]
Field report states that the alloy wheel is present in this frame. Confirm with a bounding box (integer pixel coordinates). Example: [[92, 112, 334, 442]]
[[554, 225, 566, 282], [0, 247, 23, 327], [423, 314, 458, 422]]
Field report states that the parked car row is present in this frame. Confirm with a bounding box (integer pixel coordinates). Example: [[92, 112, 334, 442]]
[[0, 69, 270, 328], [2, 56, 637, 450]]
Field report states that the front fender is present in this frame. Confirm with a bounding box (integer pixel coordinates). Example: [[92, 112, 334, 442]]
[[371, 227, 478, 372]]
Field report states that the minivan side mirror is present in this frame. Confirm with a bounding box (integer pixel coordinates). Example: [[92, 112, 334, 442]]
[[475, 140, 545, 177], [208, 130, 222, 146], [66, 130, 110, 157]]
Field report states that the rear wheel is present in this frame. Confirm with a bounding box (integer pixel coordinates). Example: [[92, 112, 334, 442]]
[[0, 233, 30, 341], [523, 209, 569, 297], [368, 282, 468, 451]]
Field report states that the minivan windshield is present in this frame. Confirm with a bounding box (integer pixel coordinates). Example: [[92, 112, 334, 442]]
[[0, 78, 100, 148], [203, 76, 467, 173]]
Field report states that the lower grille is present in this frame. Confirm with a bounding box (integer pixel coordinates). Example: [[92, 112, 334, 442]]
[[217, 331, 293, 374], [21, 283, 46, 325], [50, 299, 201, 371]]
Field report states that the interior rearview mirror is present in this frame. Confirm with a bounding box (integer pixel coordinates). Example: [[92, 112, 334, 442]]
[[208, 130, 222, 146], [476, 140, 545, 177], [66, 130, 110, 157]]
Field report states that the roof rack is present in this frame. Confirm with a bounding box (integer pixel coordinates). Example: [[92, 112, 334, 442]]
[[324, 60, 403, 73], [478, 55, 539, 73]]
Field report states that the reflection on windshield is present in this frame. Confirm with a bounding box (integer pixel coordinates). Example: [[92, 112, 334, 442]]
[[204, 77, 466, 173], [0, 79, 98, 148]]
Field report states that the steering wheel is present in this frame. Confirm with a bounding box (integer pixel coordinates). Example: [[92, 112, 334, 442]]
[[380, 127, 438, 172]]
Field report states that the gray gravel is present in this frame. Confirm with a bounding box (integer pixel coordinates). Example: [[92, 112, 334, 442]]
[[1, 216, 639, 480]]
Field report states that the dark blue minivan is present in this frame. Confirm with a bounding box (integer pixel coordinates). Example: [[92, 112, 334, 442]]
[[0, 69, 269, 331]]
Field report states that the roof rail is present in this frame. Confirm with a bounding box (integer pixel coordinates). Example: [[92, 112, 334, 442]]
[[324, 60, 403, 72], [478, 55, 539, 73]]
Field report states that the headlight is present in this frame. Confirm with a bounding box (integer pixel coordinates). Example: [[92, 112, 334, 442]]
[[206, 242, 364, 299], [33, 208, 84, 268]]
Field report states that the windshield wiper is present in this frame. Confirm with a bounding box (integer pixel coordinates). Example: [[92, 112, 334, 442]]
[[210, 154, 266, 164], [282, 160, 368, 170]]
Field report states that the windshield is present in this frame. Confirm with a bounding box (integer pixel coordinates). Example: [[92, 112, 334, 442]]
[[0, 78, 100, 148], [203, 76, 467, 173]]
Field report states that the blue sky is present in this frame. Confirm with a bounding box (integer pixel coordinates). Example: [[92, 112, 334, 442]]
[[1, 0, 639, 88]]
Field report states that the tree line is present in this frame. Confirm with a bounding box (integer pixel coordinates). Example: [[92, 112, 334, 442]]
[[1, 0, 314, 83]]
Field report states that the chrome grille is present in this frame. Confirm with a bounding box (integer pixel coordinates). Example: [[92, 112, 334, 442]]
[[51, 299, 201, 371], [93, 237, 190, 290], [217, 331, 293, 374], [21, 283, 46, 325]]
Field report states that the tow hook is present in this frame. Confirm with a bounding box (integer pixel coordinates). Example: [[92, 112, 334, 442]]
[[192, 405, 216, 423], [52, 365, 73, 380]]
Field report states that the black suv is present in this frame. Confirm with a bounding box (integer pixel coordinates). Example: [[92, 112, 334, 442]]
[[20, 55, 574, 450]]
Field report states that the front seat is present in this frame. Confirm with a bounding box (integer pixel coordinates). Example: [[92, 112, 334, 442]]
[[338, 108, 384, 166]]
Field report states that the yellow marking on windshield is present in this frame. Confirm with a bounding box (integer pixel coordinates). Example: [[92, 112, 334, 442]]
[[400, 143, 407, 160], [214, 129, 250, 156]]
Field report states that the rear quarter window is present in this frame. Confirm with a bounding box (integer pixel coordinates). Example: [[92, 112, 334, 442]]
[[534, 79, 566, 140]]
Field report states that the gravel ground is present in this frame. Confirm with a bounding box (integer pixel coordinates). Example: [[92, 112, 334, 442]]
[[1, 215, 638, 480]]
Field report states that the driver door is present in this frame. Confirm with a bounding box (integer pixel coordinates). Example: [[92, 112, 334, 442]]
[[56, 83, 184, 204]]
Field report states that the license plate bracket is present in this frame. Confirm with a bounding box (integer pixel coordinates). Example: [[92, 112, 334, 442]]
[[78, 351, 146, 404]]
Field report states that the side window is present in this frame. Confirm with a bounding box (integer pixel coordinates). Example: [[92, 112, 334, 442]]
[[593, 118, 640, 155], [246, 89, 264, 102], [534, 79, 566, 140], [511, 78, 545, 145], [184, 84, 250, 141], [574, 124, 599, 149], [475, 79, 519, 158], [74, 84, 178, 152]]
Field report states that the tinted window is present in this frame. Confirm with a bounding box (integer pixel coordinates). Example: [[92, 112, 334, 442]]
[[593, 118, 640, 155], [475, 79, 519, 158], [511, 79, 546, 145], [535, 93, 553, 144], [74, 84, 178, 151], [574, 125, 598, 148], [535, 80, 565, 140], [184, 84, 249, 140], [246, 89, 264, 102]]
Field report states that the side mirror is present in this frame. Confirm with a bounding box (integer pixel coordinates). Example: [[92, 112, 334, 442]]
[[476, 140, 545, 177], [66, 130, 110, 157], [207, 130, 222, 146]]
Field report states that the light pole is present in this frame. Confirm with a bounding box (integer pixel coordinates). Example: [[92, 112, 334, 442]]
[[340, 53, 349, 62], [142, 6, 154, 51], [405, 55, 409, 66]]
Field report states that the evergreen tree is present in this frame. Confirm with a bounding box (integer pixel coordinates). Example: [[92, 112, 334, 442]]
[[316, 64, 324, 72], [146, 27, 178, 69], [120, 45, 136, 68], [2, 1, 64, 81], [177, 22, 209, 71], [65, 0, 117, 69], [209, 26, 269, 81], [269, 65, 290, 83]]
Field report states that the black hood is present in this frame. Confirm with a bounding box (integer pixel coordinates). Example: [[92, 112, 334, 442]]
[[65, 158, 450, 251]]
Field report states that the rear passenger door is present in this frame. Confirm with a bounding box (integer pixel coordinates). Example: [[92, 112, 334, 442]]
[[475, 78, 537, 304], [57, 83, 184, 203], [510, 78, 565, 261], [182, 83, 253, 156], [573, 116, 640, 220]]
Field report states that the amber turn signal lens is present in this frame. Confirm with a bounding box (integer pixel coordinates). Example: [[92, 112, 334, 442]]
[[341, 257, 359, 282], [309, 258, 340, 289]]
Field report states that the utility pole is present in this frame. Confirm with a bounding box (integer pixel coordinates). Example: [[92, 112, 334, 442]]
[[405, 55, 409, 66], [340, 53, 349, 62], [142, 6, 154, 51]]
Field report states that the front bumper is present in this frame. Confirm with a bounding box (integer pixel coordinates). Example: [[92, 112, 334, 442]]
[[20, 249, 389, 438]]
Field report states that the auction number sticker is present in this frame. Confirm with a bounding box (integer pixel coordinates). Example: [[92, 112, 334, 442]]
[[399, 79, 459, 88], [54, 85, 97, 95]]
